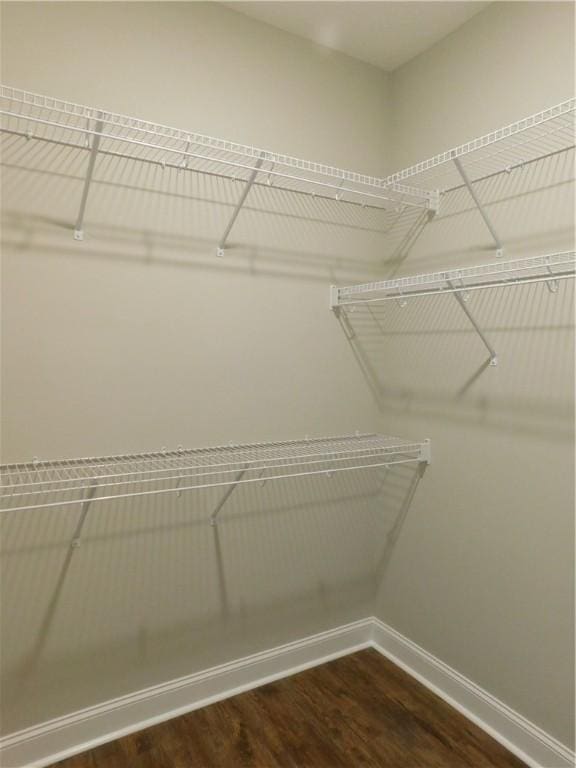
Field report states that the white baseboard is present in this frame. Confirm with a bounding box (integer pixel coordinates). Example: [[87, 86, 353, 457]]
[[1, 617, 573, 768], [0, 619, 371, 768], [370, 618, 575, 768]]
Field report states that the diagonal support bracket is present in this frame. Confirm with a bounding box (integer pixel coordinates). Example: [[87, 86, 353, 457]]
[[453, 157, 503, 257], [545, 261, 560, 293], [216, 154, 265, 257], [447, 279, 498, 366], [74, 116, 104, 241], [210, 468, 247, 526], [71, 480, 98, 548]]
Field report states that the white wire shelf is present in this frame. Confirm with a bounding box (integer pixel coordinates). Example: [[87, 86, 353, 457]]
[[0, 434, 431, 514], [331, 252, 576, 306], [1, 87, 572, 260], [331, 252, 575, 367], [383, 99, 576, 192], [0, 84, 435, 215]]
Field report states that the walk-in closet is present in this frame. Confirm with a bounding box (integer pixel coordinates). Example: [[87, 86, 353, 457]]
[[1, 2, 574, 766]]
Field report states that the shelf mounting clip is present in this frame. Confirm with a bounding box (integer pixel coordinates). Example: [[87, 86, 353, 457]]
[[453, 156, 503, 257], [74, 115, 104, 241], [216, 153, 265, 257], [420, 439, 432, 466]]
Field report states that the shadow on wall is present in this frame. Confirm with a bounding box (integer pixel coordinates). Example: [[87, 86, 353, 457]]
[[0, 462, 423, 733], [0, 129, 425, 286], [333, 151, 575, 440], [385, 146, 575, 278], [2, 126, 574, 282], [336, 281, 574, 439], [2, 210, 382, 288]]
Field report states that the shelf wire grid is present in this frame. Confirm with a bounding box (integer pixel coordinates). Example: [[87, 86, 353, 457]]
[[334, 252, 576, 305], [382, 99, 576, 192], [0, 85, 434, 212], [0, 434, 429, 513], [3, 88, 571, 256]]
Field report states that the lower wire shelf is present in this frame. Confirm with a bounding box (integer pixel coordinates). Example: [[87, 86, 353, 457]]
[[330, 251, 576, 366], [330, 252, 576, 307], [0, 433, 431, 514]]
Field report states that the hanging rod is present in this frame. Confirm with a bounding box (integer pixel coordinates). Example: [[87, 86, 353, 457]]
[[0, 434, 431, 514], [331, 252, 576, 307]]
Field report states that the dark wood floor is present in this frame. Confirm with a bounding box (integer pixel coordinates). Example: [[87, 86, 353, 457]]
[[52, 649, 526, 767]]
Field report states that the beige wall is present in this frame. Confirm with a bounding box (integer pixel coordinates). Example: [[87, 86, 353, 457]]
[[1, 0, 392, 460], [389, 1, 575, 170], [1, 0, 574, 754], [0, 1, 393, 733], [369, 0, 575, 750]]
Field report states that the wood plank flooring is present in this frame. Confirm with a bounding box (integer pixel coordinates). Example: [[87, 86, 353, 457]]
[[51, 649, 527, 767]]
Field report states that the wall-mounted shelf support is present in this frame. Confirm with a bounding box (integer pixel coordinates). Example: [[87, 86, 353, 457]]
[[210, 467, 247, 526], [70, 480, 98, 548], [545, 261, 560, 293], [73, 117, 103, 241], [453, 157, 503, 257], [217, 153, 264, 257], [330, 286, 356, 339], [447, 279, 498, 365], [419, 439, 432, 465]]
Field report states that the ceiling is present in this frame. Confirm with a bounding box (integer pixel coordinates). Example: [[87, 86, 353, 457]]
[[224, 2, 490, 72]]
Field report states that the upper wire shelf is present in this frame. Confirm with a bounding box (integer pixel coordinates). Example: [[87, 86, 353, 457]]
[[0, 433, 431, 514], [1, 87, 573, 259], [0, 85, 434, 212], [382, 99, 576, 193], [331, 252, 576, 306]]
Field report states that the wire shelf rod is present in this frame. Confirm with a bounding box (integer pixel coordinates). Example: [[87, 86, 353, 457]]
[[0, 435, 430, 513], [0, 108, 431, 209], [334, 270, 575, 305], [382, 98, 575, 188], [0, 433, 395, 477], [1, 438, 422, 488], [1, 85, 435, 201], [2, 435, 430, 511], [443, 143, 576, 194], [1, 446, 426, 499], [0, 456, 424, 513], [332, 253, 576, 306], [1, 127, 404, 215]]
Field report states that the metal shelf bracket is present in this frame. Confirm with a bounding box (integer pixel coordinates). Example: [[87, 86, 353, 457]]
[[210, 467, 247, 526], [453, 157, 503, 257], [428, 190, 441, 216], [73, 116, 104, 241], [330, 286, 356, 339], [70, 479, 98, 548], [216, 153, 265, 257], [329, 285, 340, 312], [545, 260, 560, 293], [447, 278, 498, 366]]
